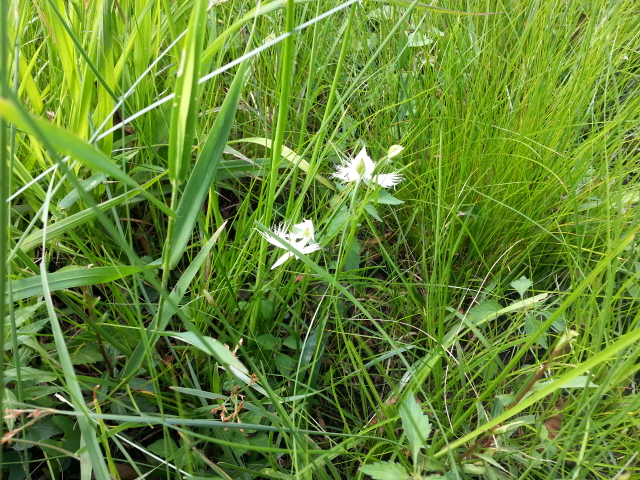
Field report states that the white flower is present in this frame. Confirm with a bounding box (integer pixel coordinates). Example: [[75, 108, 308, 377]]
[[333, 147, 403, 188], [258, 220, 322, 270]]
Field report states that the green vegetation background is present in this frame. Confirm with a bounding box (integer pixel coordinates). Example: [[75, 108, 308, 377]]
[[1, 0, 639, 479]]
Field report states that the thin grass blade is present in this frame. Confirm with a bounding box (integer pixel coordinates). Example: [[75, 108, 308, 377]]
[[168, 61, 250, 268], [168, 0, 207, 185], [0, 98, 175, 218]]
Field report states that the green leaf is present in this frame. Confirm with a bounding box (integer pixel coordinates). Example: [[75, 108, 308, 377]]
[[233, 137, 333, 189], [3, 367, 57, 383], [524, 314, 548, 348], [467, 300, 502, 323], [365, 203, 382, 221], [169, 331, 248, 374], [399, 394, 432, 464], [511, 276, 532, 298], [326, 207, 349, 239], [169, 60, 249, 268], [58, 172, 107, 209], [360, 461, 410, 480], [168, 0, 207, 185], [374, 189, 404, 205], [532, 376, 599, 391], [147, 437, 179, 459], [345, 239, 361, 272], [0, 98, 174, 219], [8, 265, 153, 303]]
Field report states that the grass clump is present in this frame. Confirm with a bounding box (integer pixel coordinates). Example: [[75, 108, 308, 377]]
[[1, 0, 639, 479]]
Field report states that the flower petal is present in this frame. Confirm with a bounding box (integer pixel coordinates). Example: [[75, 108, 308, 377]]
[[354, 147, 376, 177], [333, 163, 359, 183], [373, 173, 404, 188], [271, 251, 294, 269], [290, 219, 315, 242]]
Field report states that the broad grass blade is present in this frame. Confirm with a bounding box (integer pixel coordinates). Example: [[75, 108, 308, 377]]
[[168, 61, 249, 268], [9, 265, 154, 303], [168, 0, 207, 185]]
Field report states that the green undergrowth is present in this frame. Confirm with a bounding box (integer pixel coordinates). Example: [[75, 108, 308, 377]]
[[1, 0, 639, 479]]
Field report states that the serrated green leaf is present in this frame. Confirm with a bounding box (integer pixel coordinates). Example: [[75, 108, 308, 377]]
[[326, 207, 350, 239], [365, 202, 382, 221], [360, 461, 410, 480], [400, 394, 432, 465], [375, 189, 404, 205], [511, 276, 532, 297]]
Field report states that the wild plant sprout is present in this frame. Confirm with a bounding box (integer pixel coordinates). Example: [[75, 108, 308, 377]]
[[333, 146, 404, 188], [258, 219, 322, 270]]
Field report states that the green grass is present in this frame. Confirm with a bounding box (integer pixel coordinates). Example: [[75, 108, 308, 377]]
[[2, 0, 640, 479]]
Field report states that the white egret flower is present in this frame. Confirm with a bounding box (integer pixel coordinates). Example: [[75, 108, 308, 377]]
[[333, 147, 403, 188], [258, 220, 322, 270]]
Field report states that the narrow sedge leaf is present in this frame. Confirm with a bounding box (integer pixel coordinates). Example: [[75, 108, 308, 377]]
[[8, 265, 152, 303], [0, 99, 175, 218], [399, 394, 432, 464], [170, 331, 248, 374], [532, 376, 599, 391], [169, 61, 250, 268], [58, 172, 107, 209], [360, 461, 410, 480], [168, 0, 207, 185], [234, 137, 334, 189]]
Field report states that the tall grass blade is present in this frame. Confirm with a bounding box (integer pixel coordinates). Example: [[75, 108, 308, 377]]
[[168, 61, 249, 268], [168, 0, 207, 186]]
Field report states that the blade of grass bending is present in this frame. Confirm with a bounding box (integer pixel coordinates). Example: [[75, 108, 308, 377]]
[[40, 265, 111, 480], [17, 173, 167, 254], [231, 137, 334, 189], [0, 99, 175, 219], [8, 265, 155, 303], [121, 221, 227, 379], [36, 168, 110, 476], [168, 0, 207, 185], [168, 60, 250, 269]]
